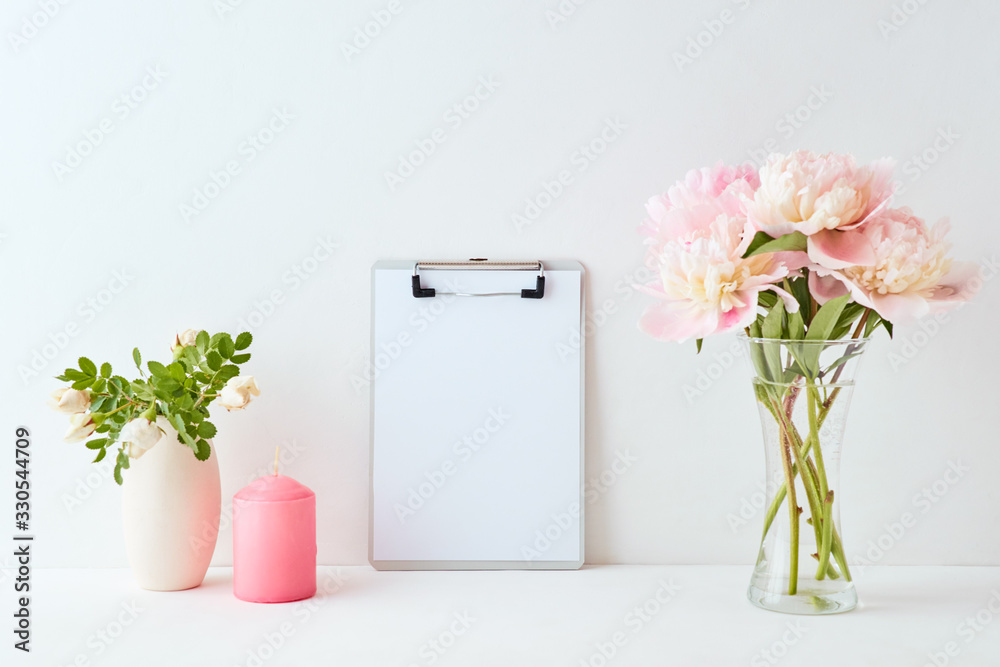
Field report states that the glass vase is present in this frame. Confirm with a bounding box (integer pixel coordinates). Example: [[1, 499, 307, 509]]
[[740, 335, 869, 614]]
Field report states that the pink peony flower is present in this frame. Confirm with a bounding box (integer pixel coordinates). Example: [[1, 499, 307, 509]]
[[638, 201, 799, 342], [808, 207, 978, 325], [640, 161, 759, 258], [747, 151, 895, 270]]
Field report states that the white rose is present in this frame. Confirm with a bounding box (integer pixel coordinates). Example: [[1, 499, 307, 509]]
[[48, 387, 91, 414], [120, 418, 164, 459], [172, 329, 202, 351], [219, 375, 261, 411], [64, 413, 96, 442]]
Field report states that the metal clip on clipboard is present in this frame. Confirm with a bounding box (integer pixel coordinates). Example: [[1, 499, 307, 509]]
[[411, 259, 546, 299]]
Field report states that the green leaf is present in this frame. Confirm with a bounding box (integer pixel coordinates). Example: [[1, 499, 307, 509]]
[[757, 290, 777, 311], [193, 438, 211, 461], [114, 461, 124, 485], [167, 362, 186, 382], [170, 414, 195, 446], [197, 421, 217, 439], [78, 357, 97, 376], [196, 330, 209, 354], [147, 361, 169, 378], [883, 320, 893, 338], [789, 275, 813, 325], [71, 377, 95, 390], [206, 351, 223, 371], [759, 300, 785, 382], [742, 231, 808, 259], [156, 378, 181, 393], [62, 368, 88, 381], [100, 362, 112, 378], [95, 424, 111, 434], [830, 303, 866, 340], [183, 346, 201, 367], [92, 448, 107, 463], [132, 382, 154, 401], [786, 308, 805, 340], [806, 295, 851, 341], [235, 332, 253, 351], [742, 232, 777, 258], [216, 364, 240, 382], [695, 338, 703, 354], [761, 299, 785, 339], [864, 313, 880, 337], [133, 348, 142, 370], [91, 378, 107, 394], [189, 410, 206, 423], [822, 352, 863, 377], [231, 353, 251, 364], [85, 438, 108, 450], [218, 334, 235, 360]]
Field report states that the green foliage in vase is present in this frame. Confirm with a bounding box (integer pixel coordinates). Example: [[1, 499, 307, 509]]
[[49, 330, 259, 485]]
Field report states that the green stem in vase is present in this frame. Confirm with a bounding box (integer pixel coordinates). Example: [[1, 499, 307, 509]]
[[768, 397, 841, 581], [807, 380, 835, 579], [831, 524, 853, 582], [759, 393, 833, 542], [778, 420, 800, 595], [761, 396, 851, 581]]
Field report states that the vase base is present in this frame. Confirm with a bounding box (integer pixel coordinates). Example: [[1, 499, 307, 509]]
[[747, 582, 857, 615]]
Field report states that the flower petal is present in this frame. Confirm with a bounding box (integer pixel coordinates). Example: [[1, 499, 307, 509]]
[[807, 229, 875, 269], [929, 261, 981, 304], [638, 301, 718, 342], [870, 292, 929, 325], [716, 300, 758, 333], [808, 270, 850, 305]]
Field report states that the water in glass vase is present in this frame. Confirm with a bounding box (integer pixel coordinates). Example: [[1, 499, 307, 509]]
[[741, 335, 869, 614]]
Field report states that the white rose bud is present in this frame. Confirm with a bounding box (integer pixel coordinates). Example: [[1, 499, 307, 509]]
[[219, 375, 261, 411], [121, 418, 164, 460], [64, 413, 96, 443], [48, 387, 91, 414], [172, 328, 202, 351]]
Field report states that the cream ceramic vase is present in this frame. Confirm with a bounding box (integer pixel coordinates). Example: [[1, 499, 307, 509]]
[[122, 417, 221, 591]]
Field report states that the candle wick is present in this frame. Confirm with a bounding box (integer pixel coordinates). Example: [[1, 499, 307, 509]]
[[274, 446, 280, 476]]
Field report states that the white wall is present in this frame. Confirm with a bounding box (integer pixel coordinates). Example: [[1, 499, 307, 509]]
[[2, 0, 998, 569]]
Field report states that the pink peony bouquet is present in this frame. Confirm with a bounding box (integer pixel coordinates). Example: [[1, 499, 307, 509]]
[[637, 151, 977, 347], [636, 152, 979, 609]]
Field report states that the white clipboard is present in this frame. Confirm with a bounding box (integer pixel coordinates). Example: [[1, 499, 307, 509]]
[[369, 259, 585, 570]]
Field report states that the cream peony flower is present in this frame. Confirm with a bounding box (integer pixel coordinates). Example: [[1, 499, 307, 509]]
[[219, 376, 261, 411], [120, 418, 163, 459], [64, 413, 96, 443], [809, 207, 979, 324], [747, 151, 895, 269], [47, 387, 91, 414], [638, 203, 800, 342], [172, 329, 202, 351]]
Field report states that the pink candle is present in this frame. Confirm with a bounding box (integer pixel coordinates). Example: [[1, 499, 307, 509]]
[[233, 474, 316, 603]]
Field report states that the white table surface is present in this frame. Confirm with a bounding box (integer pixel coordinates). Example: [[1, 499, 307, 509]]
[[6, 565, 999, 666]]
